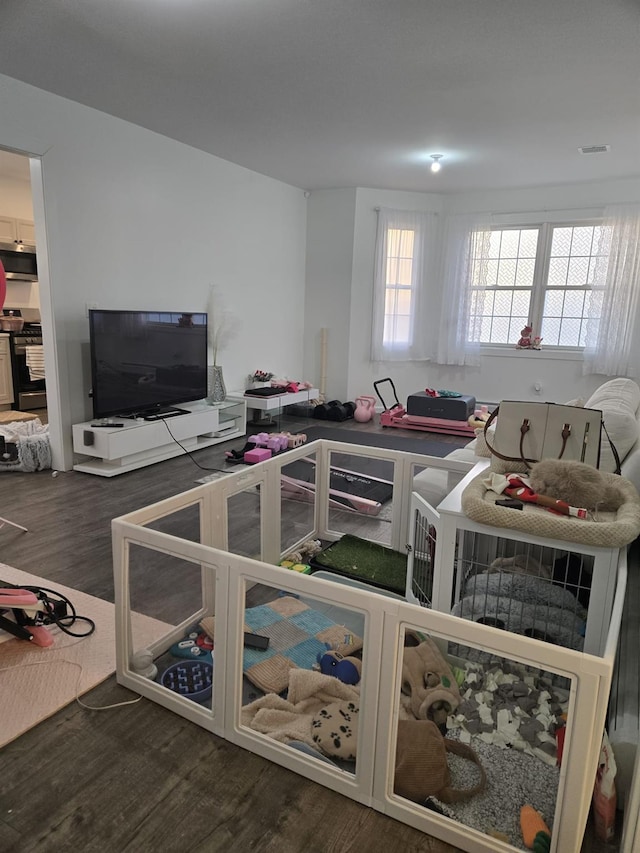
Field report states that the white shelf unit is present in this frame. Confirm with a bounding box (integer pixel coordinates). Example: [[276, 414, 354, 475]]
[[72, 398, 246, 476], [238, 387, 319, 425]]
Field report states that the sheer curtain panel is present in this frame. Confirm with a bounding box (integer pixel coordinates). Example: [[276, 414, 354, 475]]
[[583, 203, 640, 377], [436, 212, 492, 366], [371, 208, 437, 362]]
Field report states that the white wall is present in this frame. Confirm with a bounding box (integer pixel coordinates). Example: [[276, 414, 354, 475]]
[[307, 179, 640, 408], [304, 189, 357, 402], [0, 74, 308, 470]]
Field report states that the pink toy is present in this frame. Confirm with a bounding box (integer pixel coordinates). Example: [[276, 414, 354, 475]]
[[248, 432, 270, 447], [244, 447, 272, 464], [282, 432, 307, 448], [267, 435, 288, 452]]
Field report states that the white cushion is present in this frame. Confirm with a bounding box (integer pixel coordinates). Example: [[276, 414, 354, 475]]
[[585, 378, 640, 473], [413, 447, 476, 506]]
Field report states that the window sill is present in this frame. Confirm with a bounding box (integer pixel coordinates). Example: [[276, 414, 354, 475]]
[[480, 347, 583, 361]]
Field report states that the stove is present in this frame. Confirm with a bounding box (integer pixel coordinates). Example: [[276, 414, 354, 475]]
[[2, 308, 46, 411]]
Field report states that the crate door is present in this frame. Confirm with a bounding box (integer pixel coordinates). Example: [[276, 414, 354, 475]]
[[406, 491, 441, 607]]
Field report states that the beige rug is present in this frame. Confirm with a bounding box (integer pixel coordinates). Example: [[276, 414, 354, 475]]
[[0, 564, 170, 748]]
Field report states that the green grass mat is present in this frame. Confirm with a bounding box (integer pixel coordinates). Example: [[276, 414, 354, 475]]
[[310, 534, 407, 594]]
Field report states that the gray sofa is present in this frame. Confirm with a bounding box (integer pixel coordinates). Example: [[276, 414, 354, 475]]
[[413, 377, 640, 507]]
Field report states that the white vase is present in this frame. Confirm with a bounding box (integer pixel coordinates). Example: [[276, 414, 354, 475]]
[[207, 365, 226, 404]]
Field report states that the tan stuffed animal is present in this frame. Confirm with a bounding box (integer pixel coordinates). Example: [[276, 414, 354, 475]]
[[401, 631, 461, 726], [529, 459, 627, 512]]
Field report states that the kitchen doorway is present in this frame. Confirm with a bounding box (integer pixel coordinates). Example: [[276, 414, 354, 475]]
[[0, 147, 60, 468]]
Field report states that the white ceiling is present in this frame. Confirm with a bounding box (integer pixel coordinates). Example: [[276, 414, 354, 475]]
[[0, 0, 638, 194]]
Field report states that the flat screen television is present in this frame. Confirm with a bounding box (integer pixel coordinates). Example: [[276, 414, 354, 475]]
[[89, 309, 208, 419]]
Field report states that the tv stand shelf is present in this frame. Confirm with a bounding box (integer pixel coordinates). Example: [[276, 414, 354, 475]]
[[72, 398, 246, 476]]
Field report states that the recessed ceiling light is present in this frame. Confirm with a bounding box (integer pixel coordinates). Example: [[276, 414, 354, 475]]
[[430, 154, 443, 173]]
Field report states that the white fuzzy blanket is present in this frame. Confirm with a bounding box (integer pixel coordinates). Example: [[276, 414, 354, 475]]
[[0, 419, 51, 472], [241, 668, 360, 750]]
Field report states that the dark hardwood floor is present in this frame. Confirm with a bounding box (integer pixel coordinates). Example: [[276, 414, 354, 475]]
[[0, 413, 613, 851]]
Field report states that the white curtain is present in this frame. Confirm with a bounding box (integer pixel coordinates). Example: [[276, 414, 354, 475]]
[[583, 204, 640, 377], [371, 207, 438, 362], [435, 212, 492, 366]]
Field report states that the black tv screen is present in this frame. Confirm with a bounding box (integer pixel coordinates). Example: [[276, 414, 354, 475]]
[[89, 310, 208, 419]]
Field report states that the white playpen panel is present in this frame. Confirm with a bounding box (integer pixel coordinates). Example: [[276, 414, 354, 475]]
[[110, 440, 628, 852]]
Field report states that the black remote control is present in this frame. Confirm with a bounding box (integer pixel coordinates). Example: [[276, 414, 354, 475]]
[[495, 498, 524, 510], [243, 632, 270, 650]]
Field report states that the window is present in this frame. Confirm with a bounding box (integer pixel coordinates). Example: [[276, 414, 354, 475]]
[[383, 227, 415, 348], [470, 221, 610, 348], [371, 208, 437, 362]]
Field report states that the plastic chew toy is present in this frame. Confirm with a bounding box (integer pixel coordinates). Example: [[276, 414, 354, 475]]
[[520, 805, 551, 850], [317, 650, 362, 684], [504, 475, 588, 518]]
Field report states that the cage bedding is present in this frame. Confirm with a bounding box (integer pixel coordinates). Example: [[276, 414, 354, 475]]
[[452, 557, 589, 651]]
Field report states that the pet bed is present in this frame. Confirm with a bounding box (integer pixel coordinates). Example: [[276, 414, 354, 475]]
[[0, 419, 51, 472], [242, 595, 363, 694], [461, 469, 640, 547], [452, 571, 588, 651]]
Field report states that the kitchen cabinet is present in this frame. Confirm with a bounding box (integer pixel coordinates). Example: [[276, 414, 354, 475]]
[[16, 220, 35, 244], [0, 217, 35, 245], [0, 335, 14, 406], [0, 217, 17, 243]]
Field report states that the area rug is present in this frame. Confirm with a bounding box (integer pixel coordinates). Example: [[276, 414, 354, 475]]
[[0, 564, 170, 748], [242, 595, 363, 694], [302, 425, 469, 456]]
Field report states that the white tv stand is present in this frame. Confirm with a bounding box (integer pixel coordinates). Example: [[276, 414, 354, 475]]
[[72, 398, 246, 476]]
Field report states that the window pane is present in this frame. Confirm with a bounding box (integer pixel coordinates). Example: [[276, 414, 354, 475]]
[[519, 229, 539, 257], [571, 227, 594, 256], [541, 316, 561, 346], [512, 291, 531, 316], [383, 313, 411, 345], [385, 287, 411, 315], [491, 316, 511, 343], [567, 257, 589, 286], [551, 227, 572, 256], [485, 259, 499, 286], [563, 290, 586, 316], [544, 290, 564, 316], [510, 316, 529, 341], [548, 257, 569, 286], [558, 317, 582, 347], [499, 230, 521, 257], [494, 290, 513, 315], [488, 231, 502, 257], [515, 257, 535, 286], [497, 258, 517, 286]]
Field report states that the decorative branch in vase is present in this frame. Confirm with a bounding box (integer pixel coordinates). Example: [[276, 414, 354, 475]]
[[206, 285, 239, 404]]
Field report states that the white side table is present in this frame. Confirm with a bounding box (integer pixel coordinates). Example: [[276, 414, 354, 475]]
[[235, 387, 319, 426]]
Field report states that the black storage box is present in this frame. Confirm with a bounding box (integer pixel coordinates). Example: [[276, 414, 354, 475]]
[[406, 392, 476, 421]]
